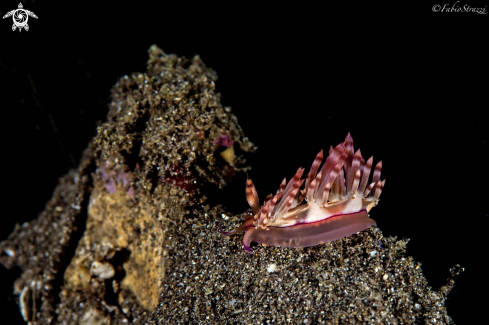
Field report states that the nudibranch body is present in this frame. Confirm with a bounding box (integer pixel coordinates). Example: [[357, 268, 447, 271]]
[[220, 133, 385, 253]]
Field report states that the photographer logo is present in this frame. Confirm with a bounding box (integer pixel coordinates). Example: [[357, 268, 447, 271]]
[[3, 3, 38, 32]]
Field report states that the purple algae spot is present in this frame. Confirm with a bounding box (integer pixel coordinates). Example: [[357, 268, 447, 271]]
[[99, 167, 111, 181], [214, 132, 234, 147], [106, 179, 117, 194], [117, 170, 132, 187], [127, 186, 135, 198]]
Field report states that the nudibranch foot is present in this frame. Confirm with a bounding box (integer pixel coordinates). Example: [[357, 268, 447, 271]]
[[242, 210, 375, 250]]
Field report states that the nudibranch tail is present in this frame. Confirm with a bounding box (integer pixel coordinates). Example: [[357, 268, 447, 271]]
[[219, 217, 255, 236], [220, 133, 386, 253]]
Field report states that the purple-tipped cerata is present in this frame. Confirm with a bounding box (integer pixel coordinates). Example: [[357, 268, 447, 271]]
[[220, 133, 385, 254]]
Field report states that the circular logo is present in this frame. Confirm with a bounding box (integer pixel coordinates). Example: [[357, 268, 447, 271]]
[[13, 9, 28, 28], [2, 3, 38, 32]]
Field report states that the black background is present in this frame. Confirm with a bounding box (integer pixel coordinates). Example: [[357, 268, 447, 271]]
[[1, 1, 487, 324]]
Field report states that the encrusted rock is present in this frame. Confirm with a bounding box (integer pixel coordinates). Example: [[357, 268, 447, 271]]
[[0, 46, 461, 324]]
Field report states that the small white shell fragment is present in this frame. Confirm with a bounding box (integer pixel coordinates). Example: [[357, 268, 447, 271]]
[[267, 263, 277, 273], [79, 307, 105, 325], [221, 214, 228, 220], [383, 273, 389, 280], [369, 250, 377, 257], [19, 286, 31, 322], [90, 261, 115, 279], [4, 248, 15, 257]]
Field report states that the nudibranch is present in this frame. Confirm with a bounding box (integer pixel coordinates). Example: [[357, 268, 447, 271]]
[[220, 133, 385, 253]]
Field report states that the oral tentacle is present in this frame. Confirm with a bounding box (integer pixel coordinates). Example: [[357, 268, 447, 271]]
[[219, 217, 255, 236], [245, 178, 260, 215]]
